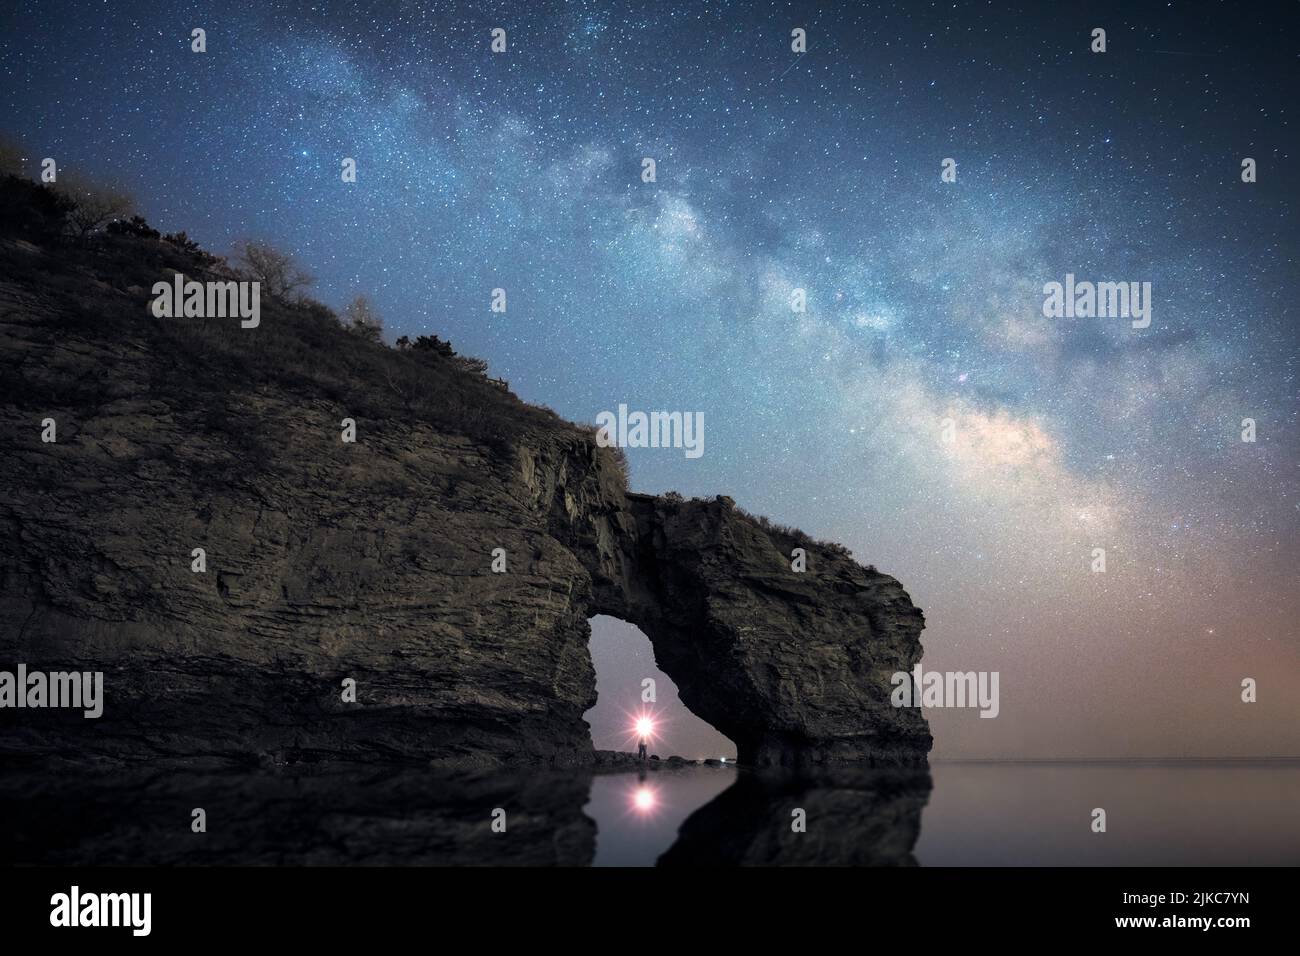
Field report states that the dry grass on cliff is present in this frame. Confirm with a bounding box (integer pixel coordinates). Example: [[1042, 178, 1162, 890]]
[[0, 173, 594, 464], [732, 505, 862, 563], [592, 437, 630, 488]]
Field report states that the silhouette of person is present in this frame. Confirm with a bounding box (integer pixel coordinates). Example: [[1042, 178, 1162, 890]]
[[638, 736, 647, 760]]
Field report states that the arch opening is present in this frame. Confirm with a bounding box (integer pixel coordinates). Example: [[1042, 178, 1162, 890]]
[[583, 614, 736, 762]]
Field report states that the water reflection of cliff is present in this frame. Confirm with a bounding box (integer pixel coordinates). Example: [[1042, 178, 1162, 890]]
[[0, 762, 930, 866], [659, 767, 932, 866], [0, 764, 596, 866]]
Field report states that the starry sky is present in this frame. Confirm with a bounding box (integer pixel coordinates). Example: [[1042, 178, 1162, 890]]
[[2, 0, 1296, 759]]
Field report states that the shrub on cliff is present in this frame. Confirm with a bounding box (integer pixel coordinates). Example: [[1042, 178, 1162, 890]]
[[1, 171, 573, 461], [395, 334, 454, 357], [54, 174, 136, 240], [0, 156, 134, 245], [232, 239, 314, 302], [160, 230, 221, 266], [0, 174, 75, 241], [394, 333, 492, 378], [342, 295, 384, 343], [736, 506, 856, 559], [593, 437, 630, 488], [106, 214, 160, 240]]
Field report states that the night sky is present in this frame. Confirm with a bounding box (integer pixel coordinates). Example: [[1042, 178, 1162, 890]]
[[3, 0, 1296, 758]]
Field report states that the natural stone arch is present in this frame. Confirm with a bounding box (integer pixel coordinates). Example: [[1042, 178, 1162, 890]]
[[584, 493, 931, 768]]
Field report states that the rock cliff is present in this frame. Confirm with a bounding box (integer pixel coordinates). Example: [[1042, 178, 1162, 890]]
[[0, 174, 931, 769]]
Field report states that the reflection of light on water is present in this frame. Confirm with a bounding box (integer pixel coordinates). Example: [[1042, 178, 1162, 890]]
[[588, 769, 742, 867], [625, 780, 662, 819]]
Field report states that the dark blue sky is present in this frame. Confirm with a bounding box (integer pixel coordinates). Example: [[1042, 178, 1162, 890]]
[[3, 0, 1296, 757]]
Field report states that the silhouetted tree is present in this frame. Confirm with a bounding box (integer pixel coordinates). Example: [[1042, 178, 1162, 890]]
[[453, 355, 489, 376], [232, 239, 314, 301], [107, 215, 161, 240], [163, 230, 200, 252], [410, 334, 455, 358], [342, 294, 383, 343], [0, 174, 74, 240], [56, 175, 135, 240]]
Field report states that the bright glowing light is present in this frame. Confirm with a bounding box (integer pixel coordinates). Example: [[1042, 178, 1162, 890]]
[[622, 708, 661, 752], [634, 787, 655, 811]]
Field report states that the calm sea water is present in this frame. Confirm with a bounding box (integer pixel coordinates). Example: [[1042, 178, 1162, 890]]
[[916, 761, 1300, 867], [584, 761, 1300, 867], [3, 760, 1297, 866]]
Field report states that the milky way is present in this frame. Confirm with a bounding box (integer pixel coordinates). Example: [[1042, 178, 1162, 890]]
[[3, 0, 1296, 757]]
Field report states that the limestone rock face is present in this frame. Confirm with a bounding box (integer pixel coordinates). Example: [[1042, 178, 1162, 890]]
[[598, 495, 931, 767], [0, 207, 930, 769]]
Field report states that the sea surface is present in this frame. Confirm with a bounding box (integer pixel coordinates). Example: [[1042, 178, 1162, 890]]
[[3, 760, 1297, 866]]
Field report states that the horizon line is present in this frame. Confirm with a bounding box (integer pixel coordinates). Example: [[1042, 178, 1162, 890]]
[[929, 756, 1300, 764]]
